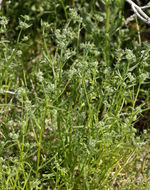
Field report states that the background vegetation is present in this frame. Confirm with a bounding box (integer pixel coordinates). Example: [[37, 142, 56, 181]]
[[0, 0, 150, 189]]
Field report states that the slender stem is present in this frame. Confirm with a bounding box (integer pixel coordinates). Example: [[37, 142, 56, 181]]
[[36, 88, 47, 178], [43, 28, 56, 79], [17, 29, 22, 44], [105, 1, 110, 66], [135, 16, 141, 45], [60, 0, 68, 22]]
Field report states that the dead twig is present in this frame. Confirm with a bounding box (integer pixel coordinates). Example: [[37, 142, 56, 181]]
[[126, 0, 150, 24]]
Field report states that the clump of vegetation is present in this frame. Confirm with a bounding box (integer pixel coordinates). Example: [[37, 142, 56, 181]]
[[0, 0, 149, 189]]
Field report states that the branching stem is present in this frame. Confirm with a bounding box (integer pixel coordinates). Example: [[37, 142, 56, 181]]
[[126, 0, 150, 24]]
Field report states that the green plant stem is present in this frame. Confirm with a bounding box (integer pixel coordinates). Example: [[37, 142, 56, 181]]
[[60, 0, 68, 22], [82, 76, 92, 127], [36, 83, 48, 179], [17, 29, 22, 44], [43, 37, 56, 79], [105, 1, 110, 66]]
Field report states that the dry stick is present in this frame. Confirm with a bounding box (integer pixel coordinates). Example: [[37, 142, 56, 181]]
[[125, 0, 150, 24], [116, 1, 150, 31], [0, 0, 2, 10], [141, 3, 150, 10]]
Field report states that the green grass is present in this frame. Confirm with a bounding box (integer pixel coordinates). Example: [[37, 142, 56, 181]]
[[0, 0, 150, 189]]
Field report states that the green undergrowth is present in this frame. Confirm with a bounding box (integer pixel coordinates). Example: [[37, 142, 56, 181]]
[[0, 0, 150, 189]]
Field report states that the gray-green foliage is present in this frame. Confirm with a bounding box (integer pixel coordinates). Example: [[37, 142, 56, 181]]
[[0, 0, 150, 189]]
